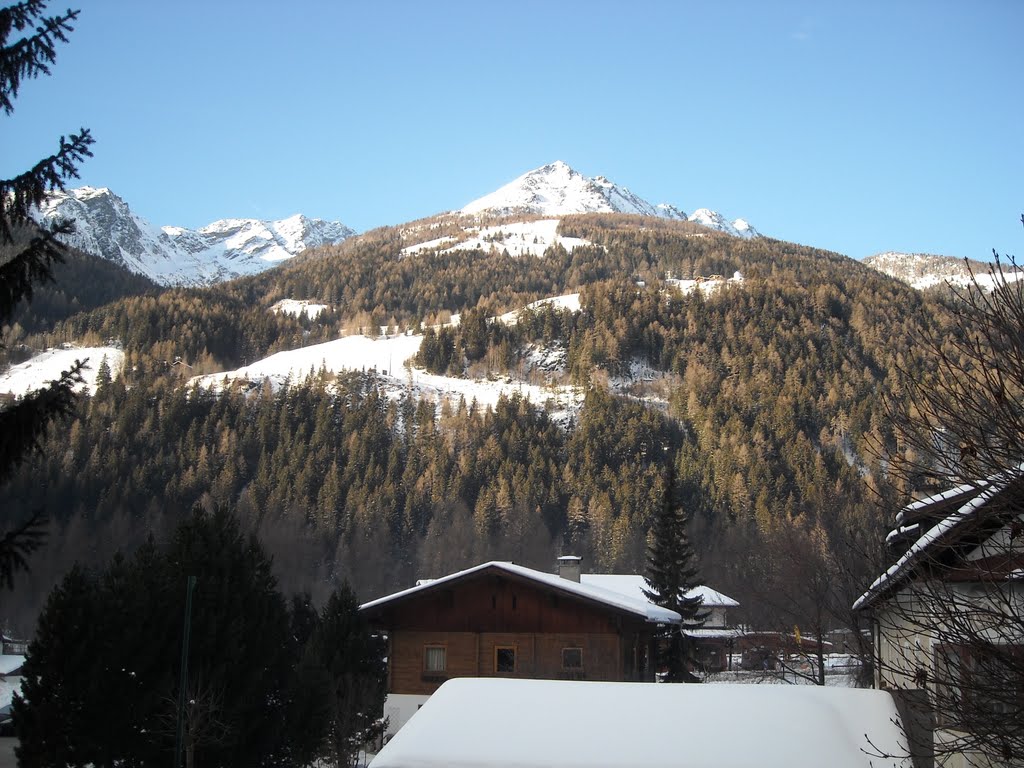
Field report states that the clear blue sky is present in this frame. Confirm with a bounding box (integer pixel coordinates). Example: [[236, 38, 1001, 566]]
[[3, 0, 1021, 260]]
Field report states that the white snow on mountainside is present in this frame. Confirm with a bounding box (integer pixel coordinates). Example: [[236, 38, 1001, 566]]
[[187, 278, 739, 420], [402, 219, 594, 258], [460, 161, 759, 239], [864, 251, 1024, 291], [33, 187, 354, 287], [188, 332, 582, 420]]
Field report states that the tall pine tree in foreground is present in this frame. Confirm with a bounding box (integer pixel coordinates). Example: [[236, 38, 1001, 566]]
[[643, 454, 706, 682], [13, 507, 388, 768], [0, 1, 94, 588]]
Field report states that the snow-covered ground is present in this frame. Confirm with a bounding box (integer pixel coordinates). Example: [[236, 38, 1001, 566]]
[[270, 299, 329, 319], [402, 219, 592, 259], [0, 346, 124, 397]]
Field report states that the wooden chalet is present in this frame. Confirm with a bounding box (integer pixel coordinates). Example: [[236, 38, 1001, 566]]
[[360, 557, 681, 737]]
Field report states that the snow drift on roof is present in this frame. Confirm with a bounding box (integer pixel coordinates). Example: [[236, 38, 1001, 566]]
[[854, 481, 1003, 611], [580, 573, 739, 608], [370, 678, 911, 768]]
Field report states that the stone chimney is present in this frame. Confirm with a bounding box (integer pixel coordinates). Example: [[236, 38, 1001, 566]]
[[556, 555, 582, 583]]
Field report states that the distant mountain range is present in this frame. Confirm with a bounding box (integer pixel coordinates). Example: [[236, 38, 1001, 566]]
[[40, 164, 1004, 292], [32, 187, 355, 287], [863, 251, 1018, 291], [460, 161, 760, 239]]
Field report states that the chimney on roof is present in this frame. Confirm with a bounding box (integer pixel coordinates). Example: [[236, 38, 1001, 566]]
[[557, 555, 582, 583]]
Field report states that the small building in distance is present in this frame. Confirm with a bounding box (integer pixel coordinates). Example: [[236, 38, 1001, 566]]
[[578, 572, 740, 672]]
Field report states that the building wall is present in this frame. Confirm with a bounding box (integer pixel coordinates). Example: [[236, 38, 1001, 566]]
[[704, 606, 727, 628], [874, 580, 1024, 768], [389, 630, 623, 696], [383, 693, 430, 738]]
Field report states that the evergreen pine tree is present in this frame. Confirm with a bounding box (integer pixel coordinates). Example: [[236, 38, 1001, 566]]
[[0, 1, 94, 588], [309, 583, 387, 767], [281, 593, 332, 768], [13, 507, 300, 768], [642, 454, 706, 682]]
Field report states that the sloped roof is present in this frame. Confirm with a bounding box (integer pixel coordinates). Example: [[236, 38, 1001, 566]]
[[370, 678, 911, 768], [360, 561, 681, 624], [854, 471, 1024, 611], [580, 573, 739, 608]]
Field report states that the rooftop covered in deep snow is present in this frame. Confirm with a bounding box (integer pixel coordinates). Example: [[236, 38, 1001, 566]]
[[369, 678, 911, 768]]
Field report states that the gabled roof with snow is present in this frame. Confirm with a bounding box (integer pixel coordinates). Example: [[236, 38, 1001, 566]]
[[360, 561, 681, 624], [854, 471, 1024, 611], [370, 678, 911, 768], [579, 574, 739, 608]]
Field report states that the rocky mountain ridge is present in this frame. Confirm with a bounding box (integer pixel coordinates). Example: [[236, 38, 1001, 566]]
[[32, 187, 355, 287], [460, 161, 760, 239]]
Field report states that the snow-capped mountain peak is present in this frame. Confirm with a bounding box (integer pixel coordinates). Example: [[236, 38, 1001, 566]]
[[460, 160, 655, 218], [460, 161, 758, 238], [688, 208, 761, 239], [32, 187, 354, 286]]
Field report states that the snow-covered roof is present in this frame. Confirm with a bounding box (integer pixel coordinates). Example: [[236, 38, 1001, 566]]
[[369, 678, 911, 768], [580, 573, 739, 608], [893, 480, 983, 526], [361, 561, 681, 624], [855, 471, 1022, 611]]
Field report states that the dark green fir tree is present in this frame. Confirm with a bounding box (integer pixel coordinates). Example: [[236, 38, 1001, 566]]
[[310, 583, 387, 767], [643, 455, 706, 682], [0, 0, 94, 588]]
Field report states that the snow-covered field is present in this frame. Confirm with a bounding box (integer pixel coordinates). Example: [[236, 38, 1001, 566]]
[[0, 346, 124, 397], [402, 219, 592, 258]]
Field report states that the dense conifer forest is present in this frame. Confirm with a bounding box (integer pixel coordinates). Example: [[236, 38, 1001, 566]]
[[2, 213, 960, 633]]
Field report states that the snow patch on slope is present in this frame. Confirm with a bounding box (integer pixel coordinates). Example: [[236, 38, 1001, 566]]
[[188, 333, 581, 419], [402, 219, 592, 258], [271, 299, 329, 319], [0, 346, 124, 397], [496, 293, 581, 325]]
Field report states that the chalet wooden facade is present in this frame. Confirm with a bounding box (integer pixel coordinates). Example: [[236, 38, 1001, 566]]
[[360, 559, 681, 736]]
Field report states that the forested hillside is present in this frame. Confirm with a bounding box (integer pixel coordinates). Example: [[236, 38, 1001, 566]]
[[2, 213, 954, 633]]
